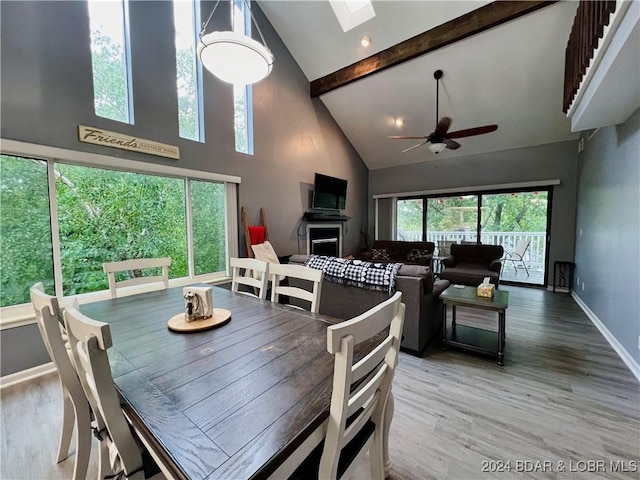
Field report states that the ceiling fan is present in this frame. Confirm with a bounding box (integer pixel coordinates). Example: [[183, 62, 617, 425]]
[[388, 69, 498, 154]]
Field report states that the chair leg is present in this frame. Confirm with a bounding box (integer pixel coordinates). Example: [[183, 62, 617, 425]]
[[57, 387, 74, 463], [522, 260, 529, 277], [71, 399, 91, 480], [98, 437, 111, 480], [369, 429, 385, 480]]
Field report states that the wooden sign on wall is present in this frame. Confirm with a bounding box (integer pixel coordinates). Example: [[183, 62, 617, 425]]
[[78, 125, 180, 160]]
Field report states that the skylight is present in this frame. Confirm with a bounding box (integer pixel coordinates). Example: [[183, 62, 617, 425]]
[[329, 0, 375, 32]]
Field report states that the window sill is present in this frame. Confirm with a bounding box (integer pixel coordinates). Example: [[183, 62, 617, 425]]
[[0, 273, 231, 331]]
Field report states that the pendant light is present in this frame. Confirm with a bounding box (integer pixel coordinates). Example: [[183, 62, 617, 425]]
[[198, 0, 274, 85]]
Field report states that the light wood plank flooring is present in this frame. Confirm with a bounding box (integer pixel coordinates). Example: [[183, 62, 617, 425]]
[[2, 286, 638, 479]]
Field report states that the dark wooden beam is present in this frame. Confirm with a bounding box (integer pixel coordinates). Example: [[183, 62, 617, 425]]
[[310, 1, 558, 97]]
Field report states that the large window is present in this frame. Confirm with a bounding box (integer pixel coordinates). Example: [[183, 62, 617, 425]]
[[233, 0, 254, 154], [173, 0, 204, 141], [0, 155, 54, 306], [88, 0, 134, 123], [394, 188, 551, 286], [0, 152, 234, 310]]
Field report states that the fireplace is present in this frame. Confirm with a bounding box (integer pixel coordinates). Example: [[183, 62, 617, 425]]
[[306, 223, 343, 258]]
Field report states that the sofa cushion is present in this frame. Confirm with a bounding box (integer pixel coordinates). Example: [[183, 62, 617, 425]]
[[406, 248, 430, 263], [370, 248, 391, 261]]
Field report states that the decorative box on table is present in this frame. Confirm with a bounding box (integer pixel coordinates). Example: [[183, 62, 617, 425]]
[[477, 283, 495, 298]]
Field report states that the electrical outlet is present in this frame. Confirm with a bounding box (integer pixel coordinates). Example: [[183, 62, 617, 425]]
[[578, 138, 585, 153], [580, 228, 583, 236], [576, 276, 580, 286], [638, 336, 640, 350], [582, 282, 585, 291]]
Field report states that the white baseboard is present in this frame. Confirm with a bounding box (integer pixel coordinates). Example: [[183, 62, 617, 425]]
[[0, 362, 56, 390], [572, 292, 640, 382]]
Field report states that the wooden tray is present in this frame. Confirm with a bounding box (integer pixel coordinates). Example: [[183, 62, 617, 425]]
[[168, 308, 231, 332]]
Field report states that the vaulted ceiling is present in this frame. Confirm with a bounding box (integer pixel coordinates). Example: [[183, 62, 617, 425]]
[[258, 1, 579, 170]]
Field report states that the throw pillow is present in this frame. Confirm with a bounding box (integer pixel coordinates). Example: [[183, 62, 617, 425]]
[[251, 241, 280, 281], [406, 248, 430, 262], [370, 248, 391, 261]]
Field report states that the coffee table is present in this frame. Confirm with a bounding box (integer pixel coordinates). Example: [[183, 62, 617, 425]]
[[440, 285, 509, 365]]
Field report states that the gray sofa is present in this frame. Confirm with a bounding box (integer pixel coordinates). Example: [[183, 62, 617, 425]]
[[288, 255, 449, 354]]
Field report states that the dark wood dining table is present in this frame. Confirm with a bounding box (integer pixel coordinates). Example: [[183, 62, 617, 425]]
[[79, 284, 394, 480]]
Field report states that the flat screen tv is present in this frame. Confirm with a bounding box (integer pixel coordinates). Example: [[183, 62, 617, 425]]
[[312, 173, 347, 210]]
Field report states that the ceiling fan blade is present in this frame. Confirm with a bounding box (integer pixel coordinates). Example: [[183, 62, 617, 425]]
[[434, 117, 452, 136], [402, 140, 429, 153], [388, 135, 429, 139], [446, 124, 498, 139], [444, 138, 461, 150]]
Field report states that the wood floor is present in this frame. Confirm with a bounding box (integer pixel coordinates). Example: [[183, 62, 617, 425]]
[[2, 286, 639, 480]]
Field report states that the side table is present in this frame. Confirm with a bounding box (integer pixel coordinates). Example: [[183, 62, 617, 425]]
[[552, 261, 574, 293]]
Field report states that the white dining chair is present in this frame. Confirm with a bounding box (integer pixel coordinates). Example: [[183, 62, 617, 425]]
[[269, 263, 323, 313], [289, 291, 405, 480], [64, 303, 165, 480], [29, 283, 92, 480], [230, 257, 269, 300], [103, 257, 171, 298]]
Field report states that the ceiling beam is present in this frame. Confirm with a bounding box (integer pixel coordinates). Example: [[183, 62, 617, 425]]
[[310, 1, 558, 97]]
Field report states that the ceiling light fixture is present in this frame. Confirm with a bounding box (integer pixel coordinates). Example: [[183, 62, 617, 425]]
[[394, 118, 404, 127], [198, 0, 274, 85], [428, 143, 447, 154], [360, 35, 371, 47]]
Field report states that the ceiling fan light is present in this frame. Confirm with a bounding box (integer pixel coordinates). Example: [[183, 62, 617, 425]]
[[198, 31, 274, 85], [428, 142, 447, 154]]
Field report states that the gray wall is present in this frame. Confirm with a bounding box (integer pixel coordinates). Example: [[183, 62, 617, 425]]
[[574, 108, 640, 366], [369, 140, 579, 279], [0, 1, 368, 375]]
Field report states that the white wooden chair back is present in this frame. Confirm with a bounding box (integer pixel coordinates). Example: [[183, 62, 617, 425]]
[[103, 257, 171, 298], [320, 291, 405, 480], [30, 283, 91, 480], [64, 304, 146, 480], [230, 257, 269, 300], [270, 263, 324, 313]]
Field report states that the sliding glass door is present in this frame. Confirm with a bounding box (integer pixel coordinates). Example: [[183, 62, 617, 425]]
[[481, 191, 549, 285], [395, 188, 551, 286]]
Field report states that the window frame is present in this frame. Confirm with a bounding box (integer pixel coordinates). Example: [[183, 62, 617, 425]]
[[0, 138, 240, 329], [87, 0, 135, 124], [233, 0, 254, 155], [173, 0, 205, 142]]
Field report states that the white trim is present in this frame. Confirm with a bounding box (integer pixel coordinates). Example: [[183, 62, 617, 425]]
[[0, 362, 56, 390], [390, 197, 397, 241], [225, 183, 239, 276], [372, 180, 561, 200], [1, 138, 241, 184], [572, 291, 640, 383]]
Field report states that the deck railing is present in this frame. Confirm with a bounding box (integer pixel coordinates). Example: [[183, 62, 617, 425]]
[[563, 1, 617, 113], [397, 230, 547, 271]]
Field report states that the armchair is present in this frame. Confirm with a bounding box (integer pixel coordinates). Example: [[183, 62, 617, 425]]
[[440, 243, 504, 287]]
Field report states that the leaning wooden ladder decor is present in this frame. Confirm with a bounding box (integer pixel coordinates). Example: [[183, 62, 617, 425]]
[[241, 206, 269, 257]]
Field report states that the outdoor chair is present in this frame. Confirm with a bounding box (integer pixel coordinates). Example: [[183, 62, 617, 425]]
[[504, 239, 531, 277]]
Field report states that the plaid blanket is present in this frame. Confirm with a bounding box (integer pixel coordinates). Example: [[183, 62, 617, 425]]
[[304, 255, 402, 294]]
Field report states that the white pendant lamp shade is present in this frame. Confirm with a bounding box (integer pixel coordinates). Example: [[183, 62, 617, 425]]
[[198, 31, 274, 85]]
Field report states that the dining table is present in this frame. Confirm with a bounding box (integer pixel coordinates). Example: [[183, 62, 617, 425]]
[[79, 284, 394, 480]]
